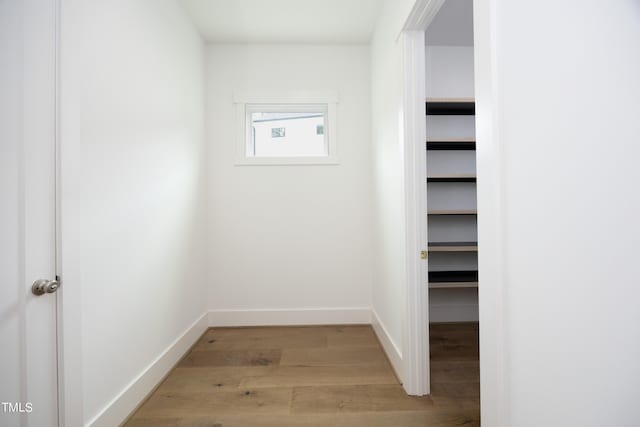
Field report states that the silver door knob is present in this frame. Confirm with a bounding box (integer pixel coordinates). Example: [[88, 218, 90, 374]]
[[32, 279, 60, 296]]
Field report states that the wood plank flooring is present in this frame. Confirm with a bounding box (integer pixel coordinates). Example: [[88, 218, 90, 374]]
[[125, 323, 480, 427]]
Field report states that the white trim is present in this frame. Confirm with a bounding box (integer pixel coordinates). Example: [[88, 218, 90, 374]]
[[53, 0, 64, 425], [430, 303, 479, 323], [233, 90, 339, 105], [58, 0, 85, 424], [402, 0, 446, 33], [400, 29, 430, 396], [234, 157, 339, 166], [86, 313, 209, 427], [208, 308, 371, 327], [371, 309, 404, 382], [474, 0, 508, 425]]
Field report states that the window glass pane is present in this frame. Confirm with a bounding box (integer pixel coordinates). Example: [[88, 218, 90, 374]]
[[250, 111, 327, 158]]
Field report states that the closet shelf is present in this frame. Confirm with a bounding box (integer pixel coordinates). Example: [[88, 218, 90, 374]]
[[427, 139, 476, 150], [429, 282, 478, 289], [428, 270, 479, 289], [426, 98, 475, 116], [427, 174, 476, 183], [428, 242, 478, 252], [427, 209, 477, 215]]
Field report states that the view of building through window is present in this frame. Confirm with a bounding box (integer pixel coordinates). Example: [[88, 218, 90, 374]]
[[250, 111, 327, 157]]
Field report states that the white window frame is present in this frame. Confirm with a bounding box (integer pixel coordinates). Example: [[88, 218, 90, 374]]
[[234, 91, 339, 166]]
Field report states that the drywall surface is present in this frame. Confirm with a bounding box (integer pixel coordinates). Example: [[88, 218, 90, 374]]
[[425, 0, 474, 47], [425, 45, 478, 322], [206, 44, 373, 321], [369, 0, 419, 370], [426, 46, 475, 98], [475, 0, 640, 425], [180, 0, 384, 44], [66, 1, 207, 423]]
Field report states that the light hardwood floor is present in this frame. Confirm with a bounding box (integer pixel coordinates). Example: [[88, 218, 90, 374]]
[[125, 323, 480, 426]]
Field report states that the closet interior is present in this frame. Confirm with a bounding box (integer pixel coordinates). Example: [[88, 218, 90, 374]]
[[425, 0, 478, 323]]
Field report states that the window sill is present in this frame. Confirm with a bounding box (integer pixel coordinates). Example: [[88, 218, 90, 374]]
[[234, 156, 339, 166]]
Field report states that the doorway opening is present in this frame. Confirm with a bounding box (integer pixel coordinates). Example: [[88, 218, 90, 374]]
[[400, 0, 479, 408], [424, 0, 479, 406]]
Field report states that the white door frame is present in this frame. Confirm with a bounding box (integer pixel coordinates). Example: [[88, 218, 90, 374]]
[[471, 0, 509, 425], [400, 0, 508, 424], [57, 0, 85, 424], [399, 0, 445, 396], [399, 30, 429, 396]]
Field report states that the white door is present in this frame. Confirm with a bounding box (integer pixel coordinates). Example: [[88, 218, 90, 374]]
[[0, 0, 60, 426]]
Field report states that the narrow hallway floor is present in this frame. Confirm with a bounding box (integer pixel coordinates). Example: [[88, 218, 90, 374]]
[[126, 323, 479, 426]]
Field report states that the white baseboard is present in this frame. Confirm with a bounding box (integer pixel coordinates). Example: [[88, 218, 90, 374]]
[[87, 312, 209, 427], [208, 307, 371, 327], [429, 303, 479, 323], [371, 309, 404, 383]]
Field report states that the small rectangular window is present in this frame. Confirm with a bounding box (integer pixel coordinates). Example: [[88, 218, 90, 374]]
[[235, 93, 338, 165]]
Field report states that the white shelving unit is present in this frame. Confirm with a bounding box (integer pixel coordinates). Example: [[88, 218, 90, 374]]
[[426, 98, 479, 293]]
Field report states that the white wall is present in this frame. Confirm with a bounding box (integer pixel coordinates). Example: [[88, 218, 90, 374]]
[[206, 44, 373, 325], [61, 1, 208, 425], [476, 0, 640, 425], [369, 0, 418, 376], [426, 46, 474, 98]]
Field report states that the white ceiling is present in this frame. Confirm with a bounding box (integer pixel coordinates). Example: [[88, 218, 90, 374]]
[[180, 0, 384, 44], [426, 0, 474, 46]]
